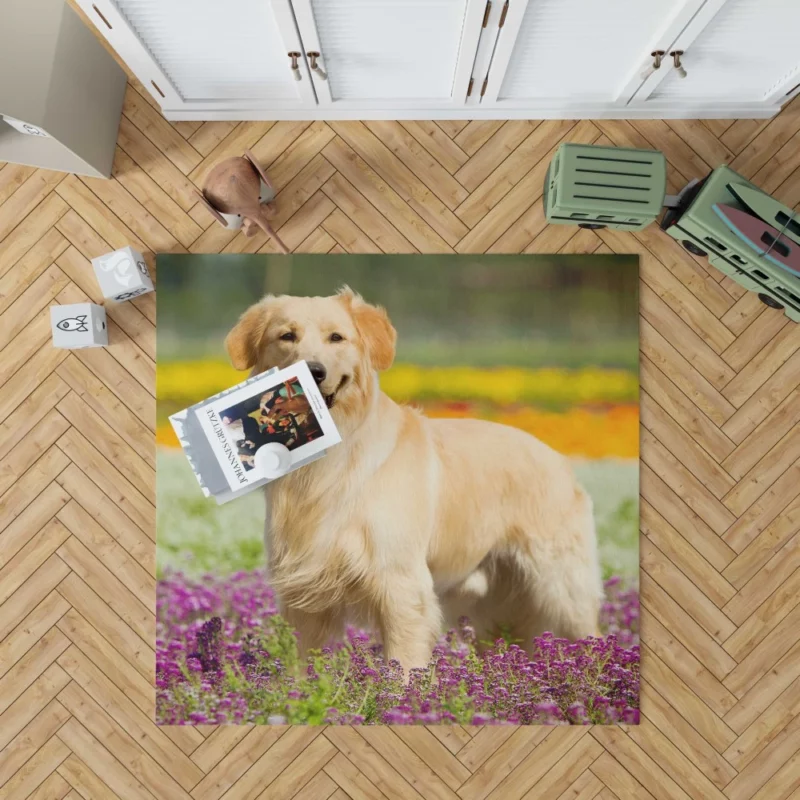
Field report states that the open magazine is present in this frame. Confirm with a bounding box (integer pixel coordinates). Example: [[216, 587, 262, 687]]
[[170, 361, 341, 504]]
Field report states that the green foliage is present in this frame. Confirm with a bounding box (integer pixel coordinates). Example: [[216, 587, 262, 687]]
[[157, 449, 639, 580]]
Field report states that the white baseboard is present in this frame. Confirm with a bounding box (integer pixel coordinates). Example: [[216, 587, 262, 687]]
[[162, 104, 779, 122]]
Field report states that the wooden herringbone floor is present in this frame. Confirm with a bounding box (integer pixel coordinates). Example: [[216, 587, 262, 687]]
[[3, 42, 800, 799]]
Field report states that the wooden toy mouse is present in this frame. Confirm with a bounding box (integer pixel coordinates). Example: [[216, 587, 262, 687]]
[[196, 150, 290, 253]]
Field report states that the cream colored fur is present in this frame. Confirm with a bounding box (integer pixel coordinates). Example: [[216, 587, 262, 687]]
[[225, 288, 603, 671]]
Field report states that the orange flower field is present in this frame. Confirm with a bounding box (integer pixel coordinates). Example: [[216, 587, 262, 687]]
[[157, 360, 639, 460]]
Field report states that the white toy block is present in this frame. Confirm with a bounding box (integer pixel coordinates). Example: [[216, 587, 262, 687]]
[[50, 303, 108, 349], [91, 246, 154, 302]]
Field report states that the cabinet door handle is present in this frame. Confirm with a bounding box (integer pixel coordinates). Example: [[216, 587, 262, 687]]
[[307, 52, 328, 81], [288, 52, 302, 81], [670, 50, 687, 79], [640, 51, 665, 80]]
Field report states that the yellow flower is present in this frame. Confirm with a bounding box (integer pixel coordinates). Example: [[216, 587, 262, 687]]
[[158, 361, 638, 407]]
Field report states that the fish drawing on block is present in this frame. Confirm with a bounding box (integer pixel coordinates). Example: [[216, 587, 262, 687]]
[[712, 204, 800, 277], [56, 315, 89, 332]]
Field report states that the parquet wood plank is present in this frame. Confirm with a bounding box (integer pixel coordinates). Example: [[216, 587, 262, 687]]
[[0, 733, 70, 800], [364, 121, 469, 210], [456, 728, 549, 800], [57, 753, 118, 800], [56, 571, 153, 684], [189, 727, 287, 800], [0, 591, 70, 682], [56, 718, 158, 800], [641, 575, 738, 682], [323, 726, 426, 800], [483, 728, 589, 800], [56, 392, 153, 500], [111, 147, 203, 249], [400, 121, 470, 174], [0, 228, 68, 315], [321, 173, 412, 253], [722, 498, 800, 591], [520, 736, 603, 800], [0, 193, 69, 276], [0, 666, 70, 753], [57, 646, 203, 790], [0, 628, 70, 717], [2, 63, 800, 800], [0, 163, 36, 206], [641, 392, 736, 500], [122, 85, 202, 176], [723, 642, 800, 735], [56, 681, 194, 800], [723, 676, 800, 771], [0, 698, 71, 790], [721, 349, 800, 444], [116, 116, 200, 212], [639, 644, 736, 751], [639, 679, 737, 790], [641, 501, 736, 609], [329, 122, 468, 246], [323, 752, 388, 800], [56, 537, 153, 643], [296, 226, 337, 254], [455, 119, 581, 234], [28, 771, 71, 800], [266, 122, 337, 191], [590, 725, 694, 800], [453, 121, 539, 192], [187, 122, 238, 157], [640, 357, 736, 463], [257, 734, 337, 800], [724, 568, 800, 663], [0, 556, 70, 643], [0, 487, 71, 578], [454, 122, 506, 156]]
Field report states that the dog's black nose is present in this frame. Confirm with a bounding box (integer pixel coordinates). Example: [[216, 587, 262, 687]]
[[307, 361, 327, 384]]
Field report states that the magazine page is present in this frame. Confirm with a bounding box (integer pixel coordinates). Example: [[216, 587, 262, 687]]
[[195, 360, 341, 492]]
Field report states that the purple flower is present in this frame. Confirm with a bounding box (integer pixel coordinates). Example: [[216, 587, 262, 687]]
[[156, 572, 639, 726]]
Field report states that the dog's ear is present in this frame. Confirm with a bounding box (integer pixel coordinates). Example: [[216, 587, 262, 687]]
[[339, 287, 396, 371], [225, 298, 275, 371]]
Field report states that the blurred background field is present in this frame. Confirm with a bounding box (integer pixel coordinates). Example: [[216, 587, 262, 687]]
[[157, 254, 640, 584]]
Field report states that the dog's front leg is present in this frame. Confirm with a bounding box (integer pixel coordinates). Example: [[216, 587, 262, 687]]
[[378, 568, 442, 674], [283, 606, 343, 661]]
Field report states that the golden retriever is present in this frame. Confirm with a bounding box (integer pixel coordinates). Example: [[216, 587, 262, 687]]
[[225, 287, 602, 671]]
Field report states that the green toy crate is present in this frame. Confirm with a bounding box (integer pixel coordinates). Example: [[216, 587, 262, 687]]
[[544, 143, 667, 231], [661, 165, 800, 322]]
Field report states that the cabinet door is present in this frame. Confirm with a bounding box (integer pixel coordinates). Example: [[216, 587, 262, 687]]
[[480, 0, 706, 109], [634, 0, 800, 107], [76, 0, 316, 112], [290, 0, 487, 109]]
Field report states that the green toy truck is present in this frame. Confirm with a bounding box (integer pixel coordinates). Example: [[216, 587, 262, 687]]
[[543, 143, 667, 231], [544, 142, 800, 322]]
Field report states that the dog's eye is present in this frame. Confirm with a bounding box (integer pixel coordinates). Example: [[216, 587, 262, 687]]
[[279, 331, 296, 342], [330, 332, 344, 342]]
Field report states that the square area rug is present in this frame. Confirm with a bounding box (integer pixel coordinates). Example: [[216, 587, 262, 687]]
[[156, 254, 640, 725]]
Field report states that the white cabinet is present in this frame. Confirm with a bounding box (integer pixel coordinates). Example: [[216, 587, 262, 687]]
[[632, 0, 800, 108], [479, 0, 707, 108], [291, 0, 486, 109], [84, 0, 316, 111], [76, 0, 800, 120]]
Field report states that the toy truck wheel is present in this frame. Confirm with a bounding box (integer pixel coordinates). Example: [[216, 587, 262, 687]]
[[758, 293, 785, 310], [681, 240, 707, 257], [578, 223, 607, 230]]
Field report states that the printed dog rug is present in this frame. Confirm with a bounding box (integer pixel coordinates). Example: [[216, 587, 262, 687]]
[[156, 254, 640, 726]]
